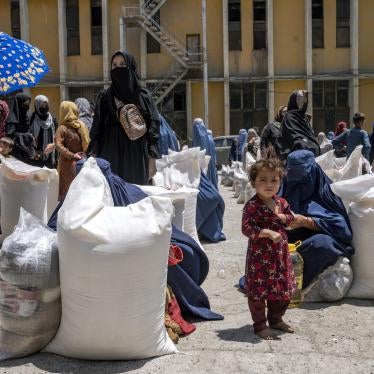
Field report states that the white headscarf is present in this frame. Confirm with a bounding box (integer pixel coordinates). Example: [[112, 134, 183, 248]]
[[30, 95, 55, 163]]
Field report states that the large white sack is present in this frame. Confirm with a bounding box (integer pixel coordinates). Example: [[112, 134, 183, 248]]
[[45, 158, 176, 360], [331, 174, 374, 298], [0, 209, 60, 361], [0, 157, 58, 241], [155, 147, 202, 188], [138, 185, 202, 249]]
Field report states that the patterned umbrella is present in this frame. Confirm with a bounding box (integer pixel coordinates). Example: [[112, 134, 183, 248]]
[[0, 32, 49, 95]]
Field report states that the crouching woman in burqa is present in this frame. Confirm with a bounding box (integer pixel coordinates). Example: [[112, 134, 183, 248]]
[[87, 51, 160, 185], [279, 150, 354, 288]]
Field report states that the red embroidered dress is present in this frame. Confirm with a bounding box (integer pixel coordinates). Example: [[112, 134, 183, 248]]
[[242, 194, 296, 301]]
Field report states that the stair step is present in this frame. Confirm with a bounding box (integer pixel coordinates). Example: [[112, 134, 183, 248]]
[[149, 3, 156, 8], [166, 41, 174, 46], [144, 20, 152, 26], [156, 31, 163, 36], [160, 35, 168, 40], [182, 56, 189, 61], [176, 51, 184, 56], [150, 26, 158, 31]]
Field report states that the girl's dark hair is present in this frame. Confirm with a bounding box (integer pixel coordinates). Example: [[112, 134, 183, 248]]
[[249, 147, 284, 183]]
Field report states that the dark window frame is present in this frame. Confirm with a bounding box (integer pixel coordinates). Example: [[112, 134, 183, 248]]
[[253, 0, 267, 50], [336, 0, 350, 48], [10, 0, 21, 39], [91, 0, 102, 55], [312, 0, 324, 49], [312, 80, 350, 133], [66, 0, 80, 56], [229, 81, 268, 133], [228, 0, 242, 51]]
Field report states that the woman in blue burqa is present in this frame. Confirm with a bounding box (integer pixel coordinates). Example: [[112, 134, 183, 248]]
[[229, 128, 247, 163], [192, 118, 218, 188], [48, 157, 223, 321], [192, 118, 226, 242], [279, 150, 354, 288], [157, 114, 180, 156]]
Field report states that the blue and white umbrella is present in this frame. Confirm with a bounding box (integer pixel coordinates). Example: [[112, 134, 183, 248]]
[[0, 32, 49, 95]]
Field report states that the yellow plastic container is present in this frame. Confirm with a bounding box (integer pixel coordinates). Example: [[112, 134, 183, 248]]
[[288, 241, 304, 308]]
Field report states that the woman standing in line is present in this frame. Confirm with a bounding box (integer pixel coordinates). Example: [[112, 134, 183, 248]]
[[88, 51, 160, 185], [55, 101, 90, 200]]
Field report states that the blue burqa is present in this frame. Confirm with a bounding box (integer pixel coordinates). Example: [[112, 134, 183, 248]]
[[196, 171, 226, 242], [192, 118, 218, 188], [158, 114, 180, 156], [192, 119, 225, 242], [48, 158, 223, 320], [279, 150, 354, 288]]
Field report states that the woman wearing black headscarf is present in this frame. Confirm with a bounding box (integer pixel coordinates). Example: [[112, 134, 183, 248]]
[[260, 104, 287, 156], [88, 51, 160, 184], [277, 90, 320, 161], [5, 92, 36, 162]]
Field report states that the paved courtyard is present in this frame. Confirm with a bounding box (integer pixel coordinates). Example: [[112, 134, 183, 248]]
[[1, 180, 374, 374]]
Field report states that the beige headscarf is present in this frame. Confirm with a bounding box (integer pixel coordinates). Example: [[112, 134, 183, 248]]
[[59, 101, 90, 152]]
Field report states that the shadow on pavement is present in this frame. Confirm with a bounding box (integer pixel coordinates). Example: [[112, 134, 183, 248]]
[[0, 353, 154, 374], [215, 325, 261, 344]]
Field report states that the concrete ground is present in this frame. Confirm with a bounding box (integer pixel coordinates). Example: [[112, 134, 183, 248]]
[[1, 181, 374, 374]]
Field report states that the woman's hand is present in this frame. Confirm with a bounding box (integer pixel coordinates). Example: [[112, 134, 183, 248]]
[[44, 143, 55, 155], [148, 158, 157, 180], [287, 214, 305, 229], [73, 152, 84, 160], [260, 229, 282, 243]]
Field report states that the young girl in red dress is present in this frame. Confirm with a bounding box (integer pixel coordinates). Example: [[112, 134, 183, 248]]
[[242, 158, 296, 340]]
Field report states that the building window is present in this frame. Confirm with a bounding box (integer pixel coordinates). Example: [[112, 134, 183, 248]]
[[10, 0, 20, 39], [253, 0, 266, 50], [147, 10, 161, 54], [228, 0, 241, 51], [66, 0, 80, 56], [312, 0, 324, 48], [229, 82, 268, 134], [186, 34, 200, 62], [68, 86, 103, 105], [91, 0, 102, 55], [312, 80, 349, 133], [336, 0, 350, 48]]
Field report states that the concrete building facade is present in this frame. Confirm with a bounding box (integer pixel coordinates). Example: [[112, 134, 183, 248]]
[[1, 0, 373, 140]]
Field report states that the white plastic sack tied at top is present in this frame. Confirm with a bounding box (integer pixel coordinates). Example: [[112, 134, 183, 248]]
[[138, 185, 201, 248], [45, 157, 177, 360], [0, 209, 60, 361], [331, 174, 374, 299], [315, 145, 370, 183], [152, 147, 203, 247], [303, 257, 353, 302], [154, 147, 205, 189], [0, 157, 58, 241]]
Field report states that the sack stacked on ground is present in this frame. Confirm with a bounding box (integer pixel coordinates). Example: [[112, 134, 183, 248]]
[[0, 209, 60, 361], [0, 157, 58, 242], [303, 257, 353, 302], [332, 174, 374, 298], [45, 158, 176, 360], [315, 146, 366, 183], [138, 185, 201, 248]]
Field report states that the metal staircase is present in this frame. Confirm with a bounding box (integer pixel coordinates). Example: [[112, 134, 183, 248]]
[[123, 2, 203, 104]]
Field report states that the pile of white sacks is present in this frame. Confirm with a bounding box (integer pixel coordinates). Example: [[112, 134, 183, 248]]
[[221, 161, 256, 205], [0, 148, 211, 361]]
